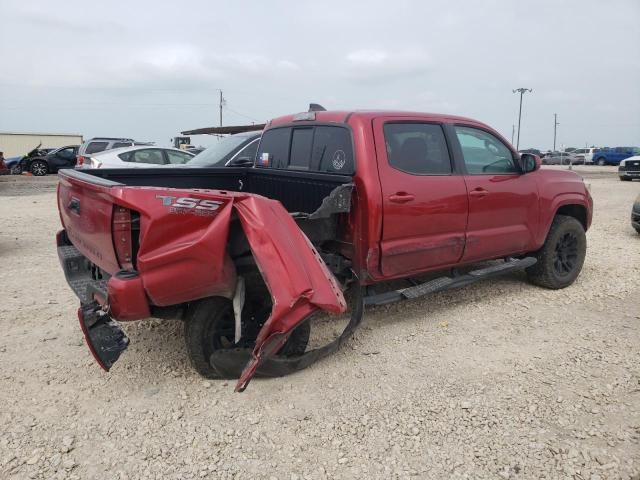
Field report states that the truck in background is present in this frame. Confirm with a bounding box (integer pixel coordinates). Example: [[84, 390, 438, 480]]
[[592, 146, 640, 166]]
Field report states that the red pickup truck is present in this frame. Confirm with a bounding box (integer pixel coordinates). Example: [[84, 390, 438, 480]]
[[56, 108, 593, 391]]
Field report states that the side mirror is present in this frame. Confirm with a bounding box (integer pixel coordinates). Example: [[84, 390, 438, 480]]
[[520, 153, 541, 173]]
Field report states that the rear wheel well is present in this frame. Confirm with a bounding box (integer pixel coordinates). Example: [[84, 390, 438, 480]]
[[555, 204, 587, 230]]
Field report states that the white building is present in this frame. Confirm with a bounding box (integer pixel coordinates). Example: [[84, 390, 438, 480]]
[[0, 132, 83, 157]]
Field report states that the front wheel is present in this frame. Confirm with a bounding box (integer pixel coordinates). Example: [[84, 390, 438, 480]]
[[184, 296, 310, 379], [526, 215, 587, 289], [30, 160, 48, 176], [597, 159, 606, 166]]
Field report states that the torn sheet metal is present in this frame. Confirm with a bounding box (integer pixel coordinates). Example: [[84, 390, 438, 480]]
[[232, 195, 348, 391]]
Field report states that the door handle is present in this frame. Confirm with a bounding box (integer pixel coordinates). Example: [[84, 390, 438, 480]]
[[469, 188, 489, 198], [388, 192, 415, 203]]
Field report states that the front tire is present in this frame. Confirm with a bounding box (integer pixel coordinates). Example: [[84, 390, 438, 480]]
[[526, 215, 586, 289], [184, 296, 310, 379], [597, 158, 606, 166], [620, 176, 631, 181], [30, 160, 48, 176]]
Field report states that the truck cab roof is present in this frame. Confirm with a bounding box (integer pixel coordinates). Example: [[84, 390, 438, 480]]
[[267, 110, 484, 128]]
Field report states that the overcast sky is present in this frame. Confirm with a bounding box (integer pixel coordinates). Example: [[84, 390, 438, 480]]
[[1, 0, 638, 150]]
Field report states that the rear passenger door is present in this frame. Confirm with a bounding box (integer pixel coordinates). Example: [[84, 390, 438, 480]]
[[374, 118, 468, 277], [452, 125, 538, 262]]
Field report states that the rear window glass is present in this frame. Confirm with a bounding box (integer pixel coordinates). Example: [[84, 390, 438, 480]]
[[85, 142, 108, 154], [257, 125, 354, 174], [290, 128, 314, 169], [112, 142, 131, 149]]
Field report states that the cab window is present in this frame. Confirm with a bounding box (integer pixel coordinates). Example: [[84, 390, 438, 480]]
[[257, 125, 354, 174], [455, 126, 517, 174], [383, 123, 452, 175]]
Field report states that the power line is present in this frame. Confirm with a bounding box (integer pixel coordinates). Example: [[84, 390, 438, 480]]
[[223, 106, 261, 123]]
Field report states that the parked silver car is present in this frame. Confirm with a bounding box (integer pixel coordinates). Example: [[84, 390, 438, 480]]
[[76, 146, 194, 169], [76, 137, 152, 168], [541, 151, 577, 165]]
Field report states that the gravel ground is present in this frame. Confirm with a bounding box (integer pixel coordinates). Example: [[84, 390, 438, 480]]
[[0, 171, 638, 480]]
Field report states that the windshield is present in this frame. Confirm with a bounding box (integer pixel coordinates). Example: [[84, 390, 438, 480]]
[[187, 135, 253, 166]]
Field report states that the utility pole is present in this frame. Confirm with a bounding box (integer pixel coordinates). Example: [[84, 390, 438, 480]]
[[553, 113, 559, 151], [218, 89, 225, 127], [512, 88, 532, 150], [511, 124, 515, 145]]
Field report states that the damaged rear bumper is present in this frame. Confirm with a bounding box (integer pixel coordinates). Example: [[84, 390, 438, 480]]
[[57, 231, 150, 321], [78, 301, 129, 371]]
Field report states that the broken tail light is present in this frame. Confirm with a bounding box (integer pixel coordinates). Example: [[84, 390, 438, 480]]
[[77, 155, 85, 166], [112, 205, 139, 271]]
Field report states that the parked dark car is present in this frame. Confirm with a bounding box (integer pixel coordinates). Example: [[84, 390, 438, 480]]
[[20, 145, 80, 176], [9, 144, 51, 174], [632, 193, 640, 234], [185, 131, 261, 167]]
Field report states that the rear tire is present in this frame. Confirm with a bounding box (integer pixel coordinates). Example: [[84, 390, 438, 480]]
[[30, 160, 48, 176], [526, 215, 586, 289], [597, 159, 606, 166], [184, 296, 310, 379]]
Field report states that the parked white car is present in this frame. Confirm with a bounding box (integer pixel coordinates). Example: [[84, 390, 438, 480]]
[[571, 147, 600, 164], [76, 146, 195, 169]]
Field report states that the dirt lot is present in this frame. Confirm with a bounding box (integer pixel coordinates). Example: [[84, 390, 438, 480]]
[[0, 169, 639, 480]]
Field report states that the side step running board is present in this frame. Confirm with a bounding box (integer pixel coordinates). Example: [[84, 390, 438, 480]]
[[364, 257, 537, 306]]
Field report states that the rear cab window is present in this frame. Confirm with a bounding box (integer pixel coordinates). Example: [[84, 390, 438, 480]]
[[257, 125, 354, 174]]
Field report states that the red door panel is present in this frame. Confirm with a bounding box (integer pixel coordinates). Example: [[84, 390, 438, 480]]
[[452, 124, 539, 262], [462, 174, 539, 261], [373, 118, 469, 278]]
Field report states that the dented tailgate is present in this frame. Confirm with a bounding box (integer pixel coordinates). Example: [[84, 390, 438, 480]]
[[58, 171, 122, 274]]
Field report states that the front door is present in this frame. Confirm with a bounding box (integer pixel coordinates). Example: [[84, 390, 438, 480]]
[[452, 125, 538, 262], [50, 147, 78, 170], [374, 118, 469, 278]]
